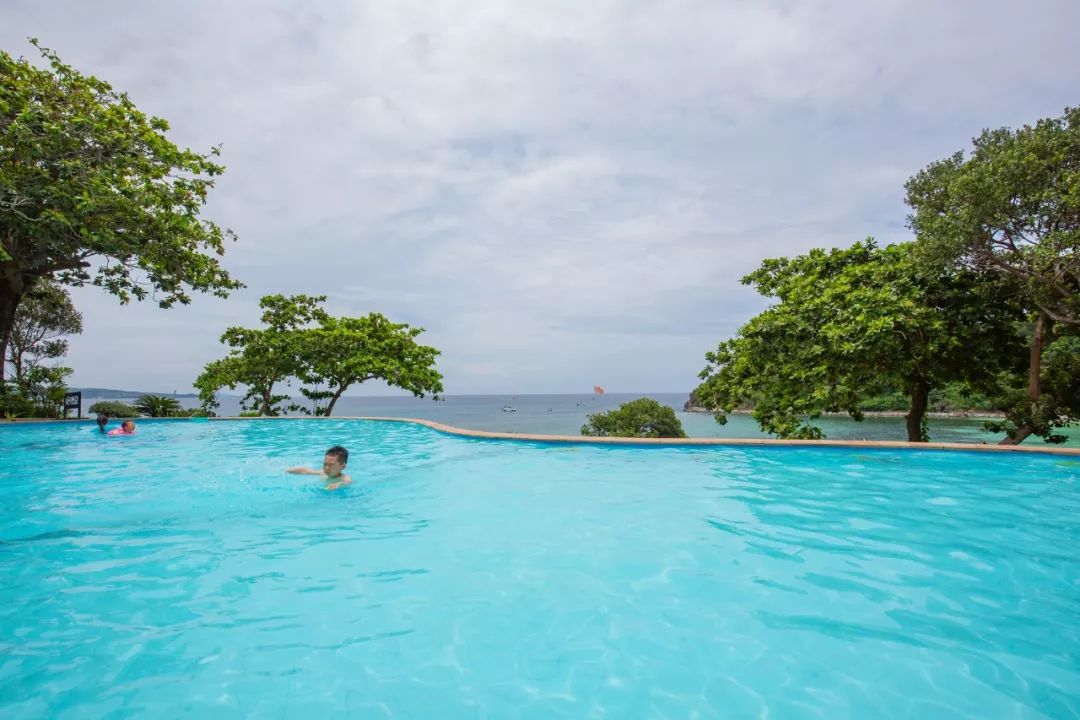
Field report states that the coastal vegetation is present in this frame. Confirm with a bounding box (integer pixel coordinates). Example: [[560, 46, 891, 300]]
[[0, 280, 81, 417], [194, 294, 443, 416], [694, 240, 1022, 442], [581, 398, 687, 438], [696, 107, 1080, 444], [134, 394, 183, 417], [906, 108, 1080, 443], [4, 280, 80, 387], [1, 40, 1075, 445], [0, 41, 241, 387], [88, 400, 140, 418], [87, 396, 202, 418]]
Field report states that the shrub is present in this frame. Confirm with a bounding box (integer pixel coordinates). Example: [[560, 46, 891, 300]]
[[1, 369, 71, 418], [0, 384, 35, 418], [88, 400, 140, 417], [19, 365, 71, 418], [581, 398, 687, 438], [135, 394, 182, 417]]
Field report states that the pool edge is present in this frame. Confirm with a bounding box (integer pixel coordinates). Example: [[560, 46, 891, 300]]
[[206, 416, 1080, 456]]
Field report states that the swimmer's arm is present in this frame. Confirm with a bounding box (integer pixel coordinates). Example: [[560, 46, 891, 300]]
[[325, 474, 352, 490], [287, 467, 323, 475]]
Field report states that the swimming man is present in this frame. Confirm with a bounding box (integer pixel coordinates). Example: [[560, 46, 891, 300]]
[[287, 445, 351, 490]]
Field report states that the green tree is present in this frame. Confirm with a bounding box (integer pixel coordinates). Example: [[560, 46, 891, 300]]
[[0, 40, 242, 382], [298, 313, 443, 416], [694, 240, 1023, 442], [581, 398, 687, 438], [983, 332, 1080, 444], [906, 107, 1080, 443], [20, 364, 71, 417], [196, 296, 444, 417], [135, 394, 181, 417], [5, 280, 82, 387], [194, 294, 327, 415], [194, 356, 242, 416], [88, 400, 139, 417], [0, 381, 34, 417]]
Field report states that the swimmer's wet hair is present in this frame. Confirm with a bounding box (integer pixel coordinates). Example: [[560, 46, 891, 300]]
[[326, 445, 348, 465]]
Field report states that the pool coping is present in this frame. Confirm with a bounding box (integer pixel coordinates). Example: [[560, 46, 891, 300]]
[[204, 415, 1080, 456], [5, 415, 1079, 455]]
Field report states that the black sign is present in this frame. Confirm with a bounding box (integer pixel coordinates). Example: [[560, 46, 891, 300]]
[[63, 391, 82, 419]]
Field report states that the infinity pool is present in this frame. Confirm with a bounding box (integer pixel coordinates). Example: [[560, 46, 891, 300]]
[[1, 419, 1078, 718]]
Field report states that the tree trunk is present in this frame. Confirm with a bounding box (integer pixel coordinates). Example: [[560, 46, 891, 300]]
[[13, 353, 24, 387], [905, 380, 930, 442], [260, 386, 273, 416], [999, 310, 1048, 446], [0, 263, 27, 384], [324, 385, 348, 417]]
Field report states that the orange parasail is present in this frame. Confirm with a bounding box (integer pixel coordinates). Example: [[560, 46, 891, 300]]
[[593, 385, 605, 395]]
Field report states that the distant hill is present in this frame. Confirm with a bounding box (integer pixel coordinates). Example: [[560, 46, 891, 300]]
[[71, 387, 200, 399]]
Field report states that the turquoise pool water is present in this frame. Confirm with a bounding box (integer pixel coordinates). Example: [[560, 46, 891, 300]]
[[1, 420, 1078, 718], [107, 391, 1080, 445]]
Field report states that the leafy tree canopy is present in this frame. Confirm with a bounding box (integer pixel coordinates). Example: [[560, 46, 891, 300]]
[[694, 240, 1023, 441], [906, 106, 1080, 326], [907, 106, 1080, 443], [0, 39, 242, 379], [581, 397, 687, 438], [984, 331, 1080, 444], [135, 394, 182, 417], [88, 400, 139, 417], [5, 279, 81, 387], [195, 294, 326, 416], [3, 364, 71, 418], [298, 313, 444, 416], [195, 295, 443, 416]]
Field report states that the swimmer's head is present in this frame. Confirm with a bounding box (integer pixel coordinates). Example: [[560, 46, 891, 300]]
[[121, 419, 136, 433], [323, 445, 348, 477], [96, 414, 109, 430]]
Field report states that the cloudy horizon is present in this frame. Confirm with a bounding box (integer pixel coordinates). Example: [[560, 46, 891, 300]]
[[3, 1, 1079, 396]]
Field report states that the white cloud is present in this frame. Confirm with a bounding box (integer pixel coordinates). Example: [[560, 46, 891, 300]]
[[3, 0, 1079, 393]]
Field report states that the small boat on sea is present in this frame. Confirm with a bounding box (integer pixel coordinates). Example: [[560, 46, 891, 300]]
[[501, 406, 517, 412]]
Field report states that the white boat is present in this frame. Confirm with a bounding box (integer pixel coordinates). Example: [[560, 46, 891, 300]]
[[501, 405, 517, 412]]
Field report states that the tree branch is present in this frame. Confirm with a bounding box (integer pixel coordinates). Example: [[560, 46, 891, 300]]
[[1038, 302, 1079, 326]]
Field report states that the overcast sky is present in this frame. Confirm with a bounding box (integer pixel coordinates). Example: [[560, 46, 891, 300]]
[[3, 1, 1079, 395]]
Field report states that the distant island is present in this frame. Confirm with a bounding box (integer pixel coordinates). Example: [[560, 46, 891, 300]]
[[71, 387, 200, 399]]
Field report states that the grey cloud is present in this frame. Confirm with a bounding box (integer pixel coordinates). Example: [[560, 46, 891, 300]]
[[2, 0, 1078, 394]]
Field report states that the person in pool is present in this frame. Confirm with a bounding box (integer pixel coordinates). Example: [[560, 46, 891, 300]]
[[96, 414, 109, 433], [107, 419, 136, 436], [287, 445, 351, 490]]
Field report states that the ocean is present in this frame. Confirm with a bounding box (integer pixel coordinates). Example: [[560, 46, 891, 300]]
[[82, 392, 1079, 445]]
